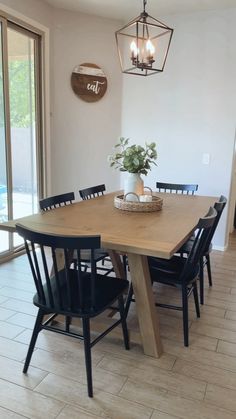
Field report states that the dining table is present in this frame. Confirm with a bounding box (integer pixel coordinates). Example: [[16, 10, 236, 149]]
[[0, 191, 217, 358]]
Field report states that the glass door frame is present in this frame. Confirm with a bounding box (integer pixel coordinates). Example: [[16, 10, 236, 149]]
[[0, 15, 44, 261]]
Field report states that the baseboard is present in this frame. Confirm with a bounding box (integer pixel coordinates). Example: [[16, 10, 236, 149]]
[[212, 245, 227, 252]]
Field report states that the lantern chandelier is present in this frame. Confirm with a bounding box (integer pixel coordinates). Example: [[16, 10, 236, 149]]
[[115, 0, 174, 76]]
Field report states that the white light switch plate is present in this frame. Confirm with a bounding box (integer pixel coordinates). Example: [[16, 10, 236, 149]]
[[202, 153, 210, 165]]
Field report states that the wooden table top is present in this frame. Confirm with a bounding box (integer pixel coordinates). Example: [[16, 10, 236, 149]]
[[0, 193, 217, 259], [0, 192, 217, 259]]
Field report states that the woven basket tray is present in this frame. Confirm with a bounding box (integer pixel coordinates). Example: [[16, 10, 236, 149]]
[[114, 193, 163, 212]]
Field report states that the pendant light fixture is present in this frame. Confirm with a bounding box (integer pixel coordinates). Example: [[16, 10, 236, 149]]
[[115, 0, 174, 76]]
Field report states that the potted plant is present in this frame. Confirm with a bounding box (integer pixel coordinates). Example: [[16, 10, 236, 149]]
[[109, 137, 157, 199]]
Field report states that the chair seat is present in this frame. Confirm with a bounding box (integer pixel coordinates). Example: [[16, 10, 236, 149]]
[[148, 255, 200, 286], [33, 269, 129, 317]]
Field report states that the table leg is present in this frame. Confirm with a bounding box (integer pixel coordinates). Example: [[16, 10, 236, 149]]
[[108, 250, 126, 279], [127, 253, 163, 358]]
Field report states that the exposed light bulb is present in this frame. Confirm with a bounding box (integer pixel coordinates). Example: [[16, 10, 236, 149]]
[[146, 39, 155, 56], [130, 40, 138, 57]]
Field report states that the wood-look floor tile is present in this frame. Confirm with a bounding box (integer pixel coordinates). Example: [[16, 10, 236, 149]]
[[158, 304, 226, 320], [6, 312, 36, 329], [0, 354, 47, 389], [1, 299, 37, 316], [211, 277, 236, 288], [119, 379, 236, 419], [163, 339, 236, 372], [199, 304, 226, 319], [0, 378, 64, 419], [217, 340, 236, 357], [95, 338, 176, 371], [205, 383, 236, 412], [0, 406, 27, 418], [57, 404, 104, 418], [0, 277, 35, 292], [0, 266, 31, 277], [151, 411, 181, 419], [204, 297, 236, 311], [161, 325, 217, 351], [0, 287, 33, 303], [35, 373, 153, 418], [205, 284, 231, 294], [0, 296, 9, 305], [225, 310, 236, 321], [173, 358, 236, 391], [30, 348, 126, 395], [0, 320, 25, 339], [190, 322, 236, 343], [193, 312, 236, 332], [97, 355, 206, 401], [0, 307, 16, 321], [205, 290, 236, 303], [15, 329, 106, 361], [0, 336, 28, 361]]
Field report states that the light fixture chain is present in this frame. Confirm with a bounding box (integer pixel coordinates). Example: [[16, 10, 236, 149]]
[[143, 0, 147, 13]]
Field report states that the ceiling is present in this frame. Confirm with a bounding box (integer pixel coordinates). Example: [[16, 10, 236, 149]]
[[43, 0, 236, 21]]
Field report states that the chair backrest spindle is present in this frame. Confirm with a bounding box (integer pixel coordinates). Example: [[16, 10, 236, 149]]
[[39, 192, 75, 211], [79, 184, 106, 200], [16, 224, 101, 315], [180, 207, 217, 282], [156, 182, 198, 195]]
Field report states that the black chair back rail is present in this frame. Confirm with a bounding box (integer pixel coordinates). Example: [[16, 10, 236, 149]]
[[17, 225, 99, 312], [79, 184, 116, 277], [204, 195, 227, 253], [156, 182, 198, 195], [39, 192, 75, 211], [15, 223, 129, 398], [149, 206, 217, 347], [179, 195, 227, 305], [79, 184, 106, 200], [179, 207, 217, 282], [125, 206, 217, 347]]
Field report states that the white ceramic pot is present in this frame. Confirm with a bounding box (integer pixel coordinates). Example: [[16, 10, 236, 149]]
[[124, 173, 144, 201]]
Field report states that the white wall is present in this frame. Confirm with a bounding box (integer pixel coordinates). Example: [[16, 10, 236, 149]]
[[0, 0, 52, 27], [121, 9, 236, 249], [50, 9, 122, 196]]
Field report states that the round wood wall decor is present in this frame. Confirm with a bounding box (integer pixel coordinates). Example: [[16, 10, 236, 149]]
[[71, 63, 107, 102]]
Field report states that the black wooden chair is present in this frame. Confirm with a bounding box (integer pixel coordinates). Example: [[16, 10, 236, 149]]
[[179, 195, 227, 304], [16, 224, 129, 398], [39, 192, 75, 211], [79, 184, 106, 200], [79, 184, 126, 277], [156, 182, 198, 195], [126, 207, 217, 347], [40, 192, 112, 276]]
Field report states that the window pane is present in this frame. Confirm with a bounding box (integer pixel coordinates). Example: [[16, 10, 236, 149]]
[[7, 27, 38, 247]]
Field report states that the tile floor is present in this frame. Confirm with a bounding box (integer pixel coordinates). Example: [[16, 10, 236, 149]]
[[0, 234, 236, 418]]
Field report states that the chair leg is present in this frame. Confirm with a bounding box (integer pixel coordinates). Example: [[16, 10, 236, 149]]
[[182, 285, 189, 347], [193, 281, 200, 318], [124, 282, 134, 318], [82, 317, 93, 397], [199, 257, 204, 305], [122, 255, 128, 280], [206, 254, 212, 287], [65, 315, 72, 332], [118, 295, 130, 350], [23, 309, 44, 373]]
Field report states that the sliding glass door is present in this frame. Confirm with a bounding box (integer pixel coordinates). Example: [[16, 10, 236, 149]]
[[0, 19, 9, 253], [0, 17, 43, 258]]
